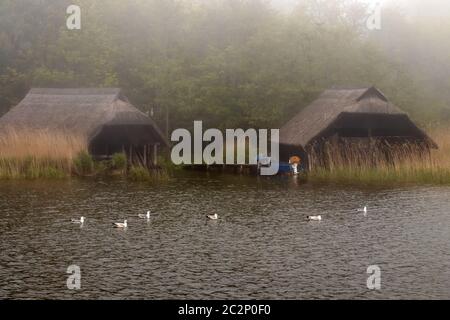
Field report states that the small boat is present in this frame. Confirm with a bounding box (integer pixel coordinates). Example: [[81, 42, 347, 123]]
[[207, 213, 219, 220], [307, 215, 322, 221]]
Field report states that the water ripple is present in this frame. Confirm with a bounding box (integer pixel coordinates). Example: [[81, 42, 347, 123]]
[[1, 176, 450, 299]]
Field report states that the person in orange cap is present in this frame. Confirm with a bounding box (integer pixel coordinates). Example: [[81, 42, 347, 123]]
[[289, 156, 301, 175]]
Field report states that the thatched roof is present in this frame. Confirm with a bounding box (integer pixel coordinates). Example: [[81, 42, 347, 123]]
[[280, 87, 435, 147], [0, 88, 168, 146]]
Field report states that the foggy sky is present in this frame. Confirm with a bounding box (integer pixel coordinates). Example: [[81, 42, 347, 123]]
[[270, 0, 450, 17]]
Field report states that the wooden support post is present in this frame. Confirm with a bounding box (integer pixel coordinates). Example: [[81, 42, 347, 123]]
[[150, 145, 153, 166], [129, 145, 133, 165], [153, 144, 159, 166], [368, 128, 373, 146], [147, 145, 151, 168], [144, 145, 147, 168]]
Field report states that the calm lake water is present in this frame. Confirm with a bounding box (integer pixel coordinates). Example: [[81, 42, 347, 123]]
[[1, 172, 450, 300]]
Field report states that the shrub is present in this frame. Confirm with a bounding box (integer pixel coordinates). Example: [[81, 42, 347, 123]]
[[38, 167, 67, 179], [128, 165, 170, 182], [156, 154, 180, 172], [73, 151, 94, 176], [111, 153, 127, 171], [128, 166, 151, 181], [94, 161, 109, 175]]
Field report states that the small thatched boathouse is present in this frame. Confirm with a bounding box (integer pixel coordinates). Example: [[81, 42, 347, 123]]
[[0, 88, 168, 166], [279, 87, 437, 170]]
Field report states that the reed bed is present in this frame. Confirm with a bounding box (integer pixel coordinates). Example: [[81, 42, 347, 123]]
[[0, 129, 169, 180], [1, 127, 449, 184], [308, 128, 450, 185], [0, 129, 88, 179]]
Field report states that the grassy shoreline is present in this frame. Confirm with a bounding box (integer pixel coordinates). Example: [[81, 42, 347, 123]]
[[308, 167, 450, 186], [1, 128, 450, 185]]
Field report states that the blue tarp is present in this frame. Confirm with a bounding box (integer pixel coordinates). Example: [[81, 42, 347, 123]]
[[277, 162, 292, 173]]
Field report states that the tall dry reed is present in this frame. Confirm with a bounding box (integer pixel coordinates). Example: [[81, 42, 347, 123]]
[[0, 129, 87, 179], [308, 128, 450, 184]]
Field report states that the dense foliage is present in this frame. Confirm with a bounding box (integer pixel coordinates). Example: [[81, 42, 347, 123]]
[[0, 0, 449, 132]]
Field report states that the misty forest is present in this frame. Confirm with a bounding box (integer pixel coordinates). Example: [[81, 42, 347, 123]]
[[1, 0, 449, 133]]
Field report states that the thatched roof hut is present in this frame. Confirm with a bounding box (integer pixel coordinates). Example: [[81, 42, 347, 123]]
[[279, 87, 436, 169], [0, 88, 168, 162]]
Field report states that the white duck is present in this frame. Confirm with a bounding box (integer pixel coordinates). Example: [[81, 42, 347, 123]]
[[71, 217, 85, 224], [307, 215, 322, 221], [207, 213, 219, 220], [357, 206, 368, 214], [138, 211, 151, 219], [113, 220, 128, 228]]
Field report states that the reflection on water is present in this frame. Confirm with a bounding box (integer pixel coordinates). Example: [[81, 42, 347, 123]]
[[1, 173, 450, 299]]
